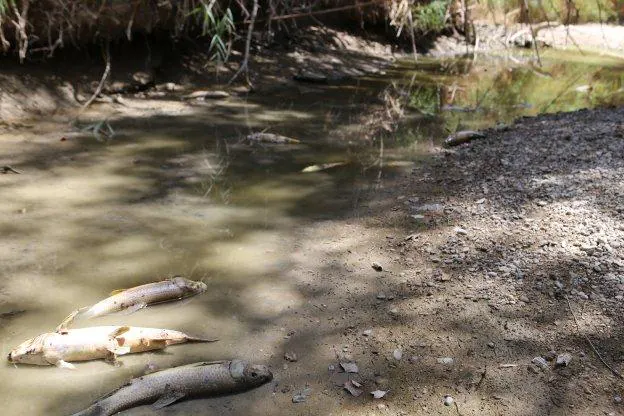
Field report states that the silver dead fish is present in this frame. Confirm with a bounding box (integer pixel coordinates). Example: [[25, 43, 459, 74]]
[[246, 132, 301, 144], [8, 326, 217, 369], [57, 277, 207, 331], [71, 360, 273, 416]]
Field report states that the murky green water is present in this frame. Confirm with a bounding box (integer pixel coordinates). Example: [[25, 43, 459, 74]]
[[0, 49, 622, 415]]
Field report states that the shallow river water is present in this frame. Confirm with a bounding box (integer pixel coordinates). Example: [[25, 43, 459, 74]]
[[0, 50, 622, 415]]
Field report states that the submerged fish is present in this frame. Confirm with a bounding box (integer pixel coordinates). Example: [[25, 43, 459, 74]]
[[8, 326, 217, 369], [57, 277, 207, 331], [246, 132, 300, 144], [71, 360, 272, 416]]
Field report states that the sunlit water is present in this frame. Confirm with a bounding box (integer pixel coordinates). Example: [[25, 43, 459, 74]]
[[0, 50, 622, 415]]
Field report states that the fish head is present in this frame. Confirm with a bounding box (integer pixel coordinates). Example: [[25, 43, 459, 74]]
[[230, 360, 273, 387], [172, 276, 207, 294], [7, 335, 48, 365]]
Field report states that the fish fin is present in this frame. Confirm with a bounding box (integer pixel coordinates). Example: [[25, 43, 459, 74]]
[[185, 335, 219, 343], [56, 360, 76, 370], [152, 385, 186, 409], [108, 326, 131, 339], [109, 288, 127, 296], [55, 308, 86, 333], [109, 345, 131, 356]]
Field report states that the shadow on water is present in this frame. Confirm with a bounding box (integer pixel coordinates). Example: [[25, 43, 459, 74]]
[[0, 49, 622, 415]]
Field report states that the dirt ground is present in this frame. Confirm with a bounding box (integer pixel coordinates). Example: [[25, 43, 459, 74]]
[[0, 24, 623, 416]]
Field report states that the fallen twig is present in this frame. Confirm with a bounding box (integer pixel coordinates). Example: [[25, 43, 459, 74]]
[[229, 0, 258, 86], [79, 41, 111, 113], [1, 165, 22, 174], [565, 295, 624, 380]]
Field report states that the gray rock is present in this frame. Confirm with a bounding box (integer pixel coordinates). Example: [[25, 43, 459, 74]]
[[555, 353, 572, 367]]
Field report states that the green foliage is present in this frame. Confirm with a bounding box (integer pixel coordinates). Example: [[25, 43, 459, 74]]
[[413, 0, 450, 33], [0, 0, 13, 17], [191, 0, 235, 63]]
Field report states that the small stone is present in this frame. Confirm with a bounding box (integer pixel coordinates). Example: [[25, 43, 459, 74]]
[[487, 342, 495, 348], [393, 349, 403, 360], [519, 295, 530, 303], [340, 362, 359, 373], [362, 329, 373, 337], [614, 395, 622, 404], [437, 357, 454, 365], [389, 307, 399, 315], [443, 395, 454, 406], [372, 262, 383, 272], [532, 356, 549, 370], [454, 226, 468, 235], [476, 198, 486, 204], [284, 352, 298, 362], [555, 353, 572, 367], [376, 292, 387, 300]]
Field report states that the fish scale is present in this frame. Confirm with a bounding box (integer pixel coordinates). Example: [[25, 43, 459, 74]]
[[71, 360, 273, 416]]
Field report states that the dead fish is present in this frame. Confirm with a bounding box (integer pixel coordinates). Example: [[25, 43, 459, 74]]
[[183, 90, 230, 100], [71, 360, 272, 416], [7, 326, 217, 369], [301, 162, 348, 173], [58, 277, 207, 330], [246, 132, 300, 144], [444, 130, 486, 147]]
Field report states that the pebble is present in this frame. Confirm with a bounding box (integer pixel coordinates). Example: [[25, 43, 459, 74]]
[[443, 395, 454, 406], [362, 329, 373, 336], [454, 226, 468, 235], [614, 395, 622, 404], [393, 349, 403, 360], [284, 352, 298, 362], [376, 292, 387, 300], [437, 357, 454, 365], [532, 356, 549, 370], [372, 262, 383, 272], [555, 353, 572, 367]]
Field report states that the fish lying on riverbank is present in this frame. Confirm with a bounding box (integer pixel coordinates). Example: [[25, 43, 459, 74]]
[[8, 326, 217, 369], [444, 130, 486, 147], [71, 360, 272, 416], [56, 277, 207, 331], [246, 132, 301, 144]]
